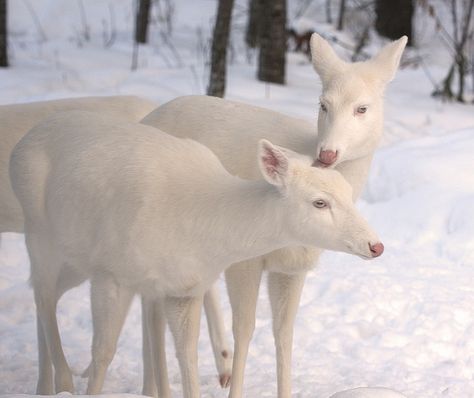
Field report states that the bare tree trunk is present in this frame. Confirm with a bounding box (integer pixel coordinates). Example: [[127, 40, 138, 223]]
[[337, 0, 346, 31], [246, 0, 262, 48], [0, 0, 7, 67], [135, 0, 152, 44], [352, 24, 370, 61], [207, 0, 235, 98], [455, 0, 474, 102], [432, 62, 455, 99], [375, 0, 414, 45], [78, 0, 90, 42], [456, 52, 466, 102], [258, 0, 287, 84], [425, 0, 474, 102], [326, 0, 333, 24]]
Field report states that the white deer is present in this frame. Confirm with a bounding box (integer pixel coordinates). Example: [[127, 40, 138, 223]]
[[140, 34, 407, 397], [0, 96, 156, 234], [10, 111, 382, 398], [0, 95, 233, 393]]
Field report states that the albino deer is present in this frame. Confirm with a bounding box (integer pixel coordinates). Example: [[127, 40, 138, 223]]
[[0, 96, 157, 234], [0, 95, 232, 393], [141, 34, 407, 397], [10, 110, 382, 398]]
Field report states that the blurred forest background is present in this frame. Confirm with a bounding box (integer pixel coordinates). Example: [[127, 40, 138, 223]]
[[0, 0, 473, 103]]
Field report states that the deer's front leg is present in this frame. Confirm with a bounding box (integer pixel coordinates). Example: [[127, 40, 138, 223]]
[[225, 260, 263, 398], [87, 275, 134, 394], [142, 296, 171, 398], [268, 271, 307, 398], [165, 295, 203, 398], [35, 313, 54, 394], [141, 296, 157, 398]]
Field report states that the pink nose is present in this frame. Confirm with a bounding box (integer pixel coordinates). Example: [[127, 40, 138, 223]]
[[318, 150, 337, 166], [369, 242, 384, 258]]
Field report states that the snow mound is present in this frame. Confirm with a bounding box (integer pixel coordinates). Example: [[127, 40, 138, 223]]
[[364, 128, 474, 203], [329, 387, 407, 398]]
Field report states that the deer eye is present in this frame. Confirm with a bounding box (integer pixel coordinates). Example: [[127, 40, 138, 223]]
[[320, 102, 327, 112], [313, 199, 327, 208], [356, 105, 368, 114]]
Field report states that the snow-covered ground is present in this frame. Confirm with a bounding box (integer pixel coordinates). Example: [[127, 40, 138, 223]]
[[1, 1, 474, 397]]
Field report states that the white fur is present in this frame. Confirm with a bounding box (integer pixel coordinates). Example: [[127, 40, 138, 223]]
[[0, 95, 231, 392], [0, 95, 157, 233], [10, 111, 380, 398], [141, 282, 232, 397], [141, 34, 407, 398]]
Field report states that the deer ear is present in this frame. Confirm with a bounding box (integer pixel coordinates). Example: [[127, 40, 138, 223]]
[[258, 139, 289, 187], [310, 33, 346, 84], [370, 36, 408, 83]]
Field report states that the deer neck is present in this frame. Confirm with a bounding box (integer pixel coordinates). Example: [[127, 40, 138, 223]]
[[197, 179, 291, 268], [335, 153, 374, 201]]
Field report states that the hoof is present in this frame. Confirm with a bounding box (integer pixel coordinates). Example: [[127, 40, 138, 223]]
[[219, 373, 231, 389]]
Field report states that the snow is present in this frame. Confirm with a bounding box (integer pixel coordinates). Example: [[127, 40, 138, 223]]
[[1, 1, 474, 398], [6, 395, 145, 398], [329, 388, 407, 398]]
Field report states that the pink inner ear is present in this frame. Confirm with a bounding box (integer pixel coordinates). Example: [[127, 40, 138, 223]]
[[262, 148, 280, 176], [263, 150, 279, 167]]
